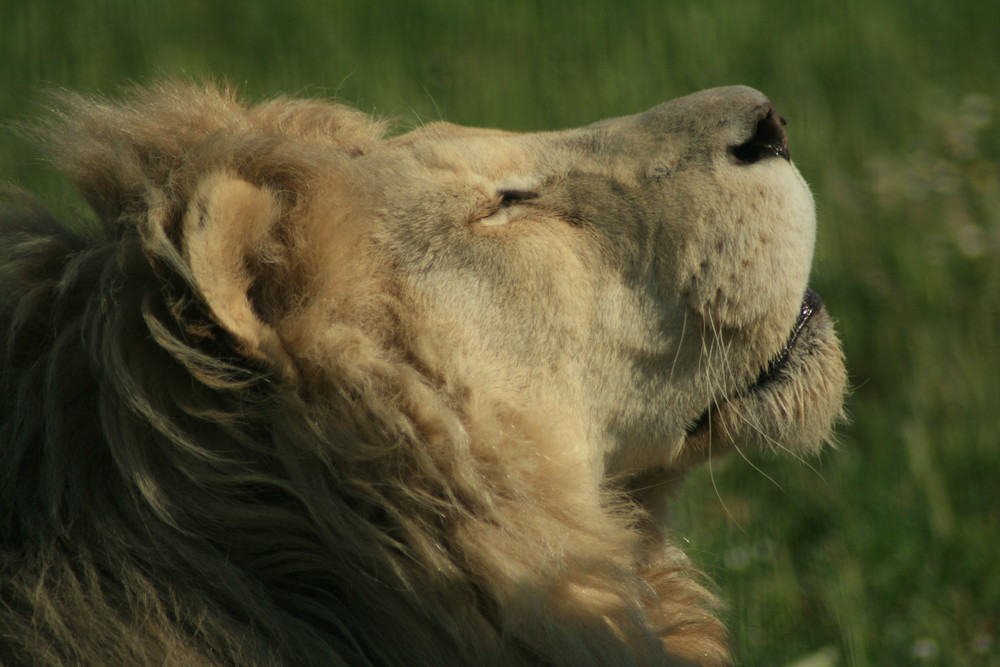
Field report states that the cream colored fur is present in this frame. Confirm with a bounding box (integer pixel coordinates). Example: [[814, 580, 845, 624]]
[[0, 82, 846, 666]]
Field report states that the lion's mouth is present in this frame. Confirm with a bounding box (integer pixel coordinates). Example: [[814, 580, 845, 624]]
[[748, 288, 822, 390], [684, 289, 823, 437]]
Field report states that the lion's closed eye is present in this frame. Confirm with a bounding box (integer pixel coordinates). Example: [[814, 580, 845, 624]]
[[499, 189, 539, 204], [475, 189, 539, 226]]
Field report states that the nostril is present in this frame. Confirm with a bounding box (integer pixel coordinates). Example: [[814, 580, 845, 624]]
[[730, 106, 790, 164]]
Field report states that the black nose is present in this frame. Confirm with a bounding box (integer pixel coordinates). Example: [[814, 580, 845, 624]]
[[730, 105, 790, 163]]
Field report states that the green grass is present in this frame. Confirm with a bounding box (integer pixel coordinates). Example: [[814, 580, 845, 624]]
[[2, 1, 997, 664]]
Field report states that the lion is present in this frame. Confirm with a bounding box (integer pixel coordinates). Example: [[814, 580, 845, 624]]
[[0, 82, 845, 666]]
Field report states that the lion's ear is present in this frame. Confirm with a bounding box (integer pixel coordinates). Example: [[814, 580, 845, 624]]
[[180, 173, 294, 374]]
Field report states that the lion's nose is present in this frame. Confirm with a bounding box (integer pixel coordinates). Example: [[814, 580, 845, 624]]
[[729, 104, 790, 163]]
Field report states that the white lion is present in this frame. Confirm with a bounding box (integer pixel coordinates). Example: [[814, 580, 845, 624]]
[[0, 82, 846, 666]]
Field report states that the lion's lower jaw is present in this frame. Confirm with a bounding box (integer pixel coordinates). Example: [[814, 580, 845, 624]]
[[677, 306, 847, 467]]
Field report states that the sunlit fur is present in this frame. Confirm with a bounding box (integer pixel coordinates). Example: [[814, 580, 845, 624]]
[[0, 82, 845, 666]]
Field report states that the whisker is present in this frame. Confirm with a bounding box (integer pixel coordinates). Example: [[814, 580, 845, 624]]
[[704, 407, 747, 533], [700, 311, 748, 532], [668, 309, 689, 385]]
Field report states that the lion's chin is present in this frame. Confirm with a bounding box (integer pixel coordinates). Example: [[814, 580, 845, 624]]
[[677, 289, 847, 468]]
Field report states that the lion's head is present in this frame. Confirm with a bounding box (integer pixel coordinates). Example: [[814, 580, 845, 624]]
[[0, 83, 845, 666]]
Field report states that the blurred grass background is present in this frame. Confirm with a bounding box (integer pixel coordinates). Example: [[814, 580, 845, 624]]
[[2, 1, 997, 665]]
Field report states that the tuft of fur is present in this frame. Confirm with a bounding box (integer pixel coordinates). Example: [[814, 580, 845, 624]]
[[1, 83, 728, 666]]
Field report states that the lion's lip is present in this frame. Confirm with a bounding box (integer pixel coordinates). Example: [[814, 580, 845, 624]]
[[683, 289, 823, 437], [749, 288, 822, 390]]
